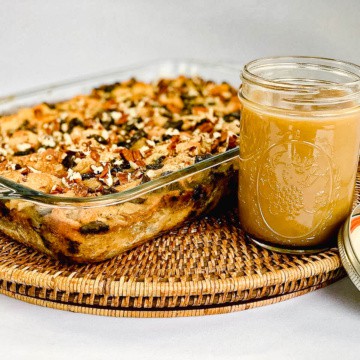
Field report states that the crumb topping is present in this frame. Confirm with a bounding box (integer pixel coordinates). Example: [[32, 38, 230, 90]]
[[0, 76, 241, 197]]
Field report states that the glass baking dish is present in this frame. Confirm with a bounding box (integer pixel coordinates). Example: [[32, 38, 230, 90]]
[[0, 60, 240, 263]]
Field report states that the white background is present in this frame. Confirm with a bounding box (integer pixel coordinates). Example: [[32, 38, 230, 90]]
[[1, 1, 360, 359], [1, 0, 360, 96]]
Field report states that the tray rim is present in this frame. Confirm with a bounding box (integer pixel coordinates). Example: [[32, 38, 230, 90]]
[[0, 276, 343, 317]]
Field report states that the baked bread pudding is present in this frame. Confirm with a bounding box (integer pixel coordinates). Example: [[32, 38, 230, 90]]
[[0, 76, 240, 262]]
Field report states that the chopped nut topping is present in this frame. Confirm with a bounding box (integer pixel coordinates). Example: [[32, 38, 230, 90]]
[[139, 145, 150, 157], [91, 165, 104, 175], [99, 169, 113, 187], [165, 128, 180, 137], [0, 76, 240, 197], [213, 132, 221, 139], [16, 143, 32, 152], [146, 170, 157, 179], [113, 159, 123, 166], [67, 168, 82, 182], [40, 135, 56, 148], [61, 123, 69, 132], [101, 130, 109, 140], [27, 166, 41, 174], [50, 184, 64, 194], [129, 161, 139, 170], [146, 140, 156, 147], [110, 111, 122, 121], [61, 177, 70, 188]]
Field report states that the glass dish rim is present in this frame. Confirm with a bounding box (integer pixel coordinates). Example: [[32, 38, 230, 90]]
[[0, 59, 240, 207]]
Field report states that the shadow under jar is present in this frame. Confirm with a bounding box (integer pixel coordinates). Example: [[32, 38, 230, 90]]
[[238, 56, 360, 253]]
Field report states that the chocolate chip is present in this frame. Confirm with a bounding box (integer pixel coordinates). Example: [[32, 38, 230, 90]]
[[87, 134, 108, 145], [18, 119, 30, 129], [79, 221, 109, 234], [124, 123, 138, 132], [161, 111, 173, 119], [161, 134, 172, 141], [180, 94, 196, 101], [130, 129, 146, 143], [146, 156, 166, 170], [116, 140, 131, 149], [192, 185, 206, 201], [196, 118, 208, 126], [100, 187, 117, 195], [40, 235, 51, 250], [187, 210, 198, 220], [43, 102, 56, 109], [0, 202, 10, 216], [81, 173, 95, 180], [223, 111, 241, 123], [67, 239, 80, 254], [141, 174, 151, 184], [61, 152, 76, 169], [95, 82, 119, 93], [164, 119, 183, 130], [17, 119, 36, 133], [117, 129, 146, 149], [56, 252, 73, 263], [99, 113, 115, 130], [68, 118, 84, 133], [129, 197, 146, 204], [13, 148, 35, 156], [111, 160, 130, 173]]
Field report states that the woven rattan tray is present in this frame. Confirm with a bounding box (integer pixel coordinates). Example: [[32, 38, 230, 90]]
[[0, 169, 358, 318], [0, 216, 347, 317]]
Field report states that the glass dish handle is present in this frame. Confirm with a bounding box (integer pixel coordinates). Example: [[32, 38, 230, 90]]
[[0, 183, 23, 200], [0, 177, 34, 201]]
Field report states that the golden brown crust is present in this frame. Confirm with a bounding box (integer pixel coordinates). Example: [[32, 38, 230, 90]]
[[0, 76, 240, 197], [0, 76, 240, 263]]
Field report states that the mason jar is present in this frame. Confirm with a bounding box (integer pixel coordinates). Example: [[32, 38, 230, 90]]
[[238, 56, 360, 253]]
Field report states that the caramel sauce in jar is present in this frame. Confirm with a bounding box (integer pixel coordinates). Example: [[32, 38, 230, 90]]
[[238, 57, 360, 253]]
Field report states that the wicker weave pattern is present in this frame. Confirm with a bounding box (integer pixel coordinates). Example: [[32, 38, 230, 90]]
[[0, 282, 336, 318], [0, 216, 347, 314], [0, 167, 358, 317]]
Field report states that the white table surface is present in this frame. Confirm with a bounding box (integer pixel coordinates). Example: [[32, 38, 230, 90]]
[[1, 1, 360, 359]]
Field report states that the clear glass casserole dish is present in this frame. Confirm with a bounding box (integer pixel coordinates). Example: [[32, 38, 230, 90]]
[[0, 60, 240, 263]]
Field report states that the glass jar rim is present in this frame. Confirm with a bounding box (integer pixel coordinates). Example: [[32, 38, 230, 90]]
[[240, 56, 360, 111], [241, 56, 360, 90]]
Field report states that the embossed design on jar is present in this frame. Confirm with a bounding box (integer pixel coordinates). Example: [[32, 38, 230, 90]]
[[257, 140, 333, 239], [238, 108, 269, 161]]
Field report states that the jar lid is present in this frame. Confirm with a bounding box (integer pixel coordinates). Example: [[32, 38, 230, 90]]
[[338, 204, 360, 290]]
